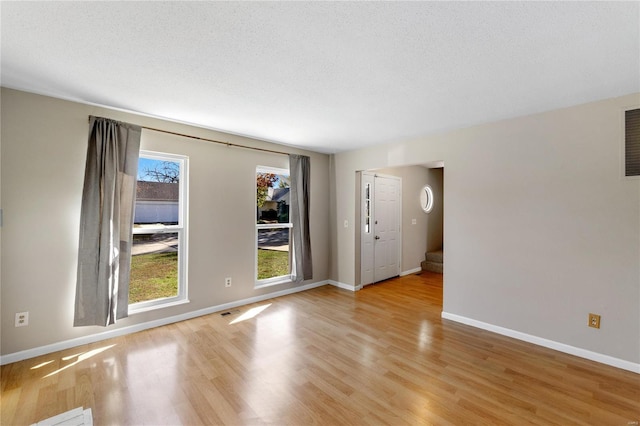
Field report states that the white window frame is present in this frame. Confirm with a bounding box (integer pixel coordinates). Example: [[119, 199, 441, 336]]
[[129, 150, 189, 313], [255, 166, 292, 288]]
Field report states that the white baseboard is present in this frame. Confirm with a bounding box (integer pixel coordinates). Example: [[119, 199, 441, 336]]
[[331, 275, 429, 291], [328, 280, 359, 291], [441, 311, 640, 374], [400, 267, 422, 276], [0, 280, 330, 365]]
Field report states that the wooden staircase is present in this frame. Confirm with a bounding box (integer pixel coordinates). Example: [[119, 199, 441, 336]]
[[421, 249, 443, 273]]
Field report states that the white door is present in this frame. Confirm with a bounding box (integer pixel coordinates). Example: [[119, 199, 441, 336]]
[[361, 173, 401, 286]]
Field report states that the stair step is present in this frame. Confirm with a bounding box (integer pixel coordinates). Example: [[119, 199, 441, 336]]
[[421, 260, 443, 274], [425, 250, 443, 263]]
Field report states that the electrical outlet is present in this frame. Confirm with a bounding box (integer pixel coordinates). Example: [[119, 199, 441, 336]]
[[225, 277, 232, 288], [588, 313, 601, 329], [15, 311, 29, 327]]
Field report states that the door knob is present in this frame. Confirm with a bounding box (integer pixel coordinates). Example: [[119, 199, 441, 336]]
[[375, 236, 380, 240]]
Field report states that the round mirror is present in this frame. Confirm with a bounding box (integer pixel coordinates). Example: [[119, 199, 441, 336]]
[[420, 185, 434, 213]]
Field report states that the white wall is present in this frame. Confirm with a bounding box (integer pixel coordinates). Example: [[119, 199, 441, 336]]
[[0, 88, 330, 357], [332, 93, 640, 367]]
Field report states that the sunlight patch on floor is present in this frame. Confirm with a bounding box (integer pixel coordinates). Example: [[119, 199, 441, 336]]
[[43, 345, 116, 378], [230, 303, 272, 325], [30, 360, 54, 370]]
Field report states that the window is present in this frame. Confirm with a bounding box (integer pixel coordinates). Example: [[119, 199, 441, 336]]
[[625, 108, 640, 177], [130, 151, 188, 311], [364, 183, 371, 234], [256, 166, 291, 286], [420, 185, 434, 213]]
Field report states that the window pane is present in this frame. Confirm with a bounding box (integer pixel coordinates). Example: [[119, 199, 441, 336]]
[[131, 153, 186, 307], [365, 183, 371, 234], [130, 232, 179, 304], [257, 172, 290, 224], [257, 228, 290, 280], [135, 158, 180, 226]]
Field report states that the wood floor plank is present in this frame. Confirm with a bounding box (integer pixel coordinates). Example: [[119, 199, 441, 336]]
[[1, 272, 639, 425]]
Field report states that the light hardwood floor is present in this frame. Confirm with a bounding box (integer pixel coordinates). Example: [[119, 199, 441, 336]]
[[2, 272, 639, 425]]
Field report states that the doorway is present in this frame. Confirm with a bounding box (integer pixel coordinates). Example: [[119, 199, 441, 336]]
[[360, 172, 401, 286]]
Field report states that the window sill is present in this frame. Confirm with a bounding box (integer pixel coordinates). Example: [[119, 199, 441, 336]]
[[129, 298, 190, 315], [254, 276, 292, 289]]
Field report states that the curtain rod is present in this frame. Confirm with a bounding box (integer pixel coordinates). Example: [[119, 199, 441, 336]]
[[88, 116, 290, 156]]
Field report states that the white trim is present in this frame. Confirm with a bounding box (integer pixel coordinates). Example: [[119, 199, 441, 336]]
[[256, 165, 290, 177], [360, 172, 403, 285], [360, 172, 375, 286], [420, 185, 434, 213], [256, 223, 292, 230], [400, 267, 422, 276], [132, 224, 181, 234], [441, 311, 640, 374], [129, 298, 190, 315], [1, 280, 330, 366], [255, 166, 292, 286], [328, 280, 360, 292], [254, 275, 293, 289], [131, 151, 189, 312]]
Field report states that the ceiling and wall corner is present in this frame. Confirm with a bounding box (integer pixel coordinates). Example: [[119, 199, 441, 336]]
[[1, 1, 638, 154]]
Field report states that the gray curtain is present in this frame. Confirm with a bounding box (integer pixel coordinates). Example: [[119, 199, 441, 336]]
[[74, 116, 141, 326], [289, 154, 312, 282]]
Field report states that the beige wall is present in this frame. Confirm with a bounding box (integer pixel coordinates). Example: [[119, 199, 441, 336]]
[[2, 87, 639, 368], [0, 88, 330, 356], [332, 93, 640, 365]]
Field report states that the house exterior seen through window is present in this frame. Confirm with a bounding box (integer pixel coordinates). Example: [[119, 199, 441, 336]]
[[130, 151, 188, 311], [256, 166, 291, 286]]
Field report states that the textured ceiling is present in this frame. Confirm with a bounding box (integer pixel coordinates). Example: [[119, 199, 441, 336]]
[[1, 1, 639, 154]]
